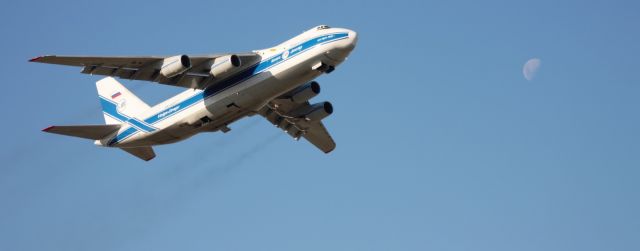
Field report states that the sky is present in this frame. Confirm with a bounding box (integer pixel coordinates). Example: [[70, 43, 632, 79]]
[[1, 0, 639, 250]]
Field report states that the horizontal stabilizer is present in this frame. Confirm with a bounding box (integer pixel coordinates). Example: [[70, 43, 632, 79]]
[[120, 146, 156, 161], [43, 124, 121, 140]]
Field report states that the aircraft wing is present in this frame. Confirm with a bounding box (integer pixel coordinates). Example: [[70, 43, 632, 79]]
[[29, 53, 261, 89], [258, 99, 336, 153]]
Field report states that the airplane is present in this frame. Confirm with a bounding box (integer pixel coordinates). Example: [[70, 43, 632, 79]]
[[31, 25, 358, 161]]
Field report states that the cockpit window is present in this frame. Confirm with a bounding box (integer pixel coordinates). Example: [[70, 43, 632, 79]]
[[316, 25, 330, 30]]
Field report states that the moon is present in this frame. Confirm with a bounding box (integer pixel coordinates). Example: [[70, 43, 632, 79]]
[[523, 58, 541, 81]]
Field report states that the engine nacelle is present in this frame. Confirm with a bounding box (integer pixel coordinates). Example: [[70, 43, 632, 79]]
[[289, 81, 320, 103], [209, 55, 242, 78], [290, 101, 333, 122], [160, 55, 191, 78]]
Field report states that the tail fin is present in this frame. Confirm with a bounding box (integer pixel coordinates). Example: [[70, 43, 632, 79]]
[[96, 77, 150, 124]]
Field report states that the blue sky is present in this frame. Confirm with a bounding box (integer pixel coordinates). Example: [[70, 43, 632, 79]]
[[1, 0, 639, 250]]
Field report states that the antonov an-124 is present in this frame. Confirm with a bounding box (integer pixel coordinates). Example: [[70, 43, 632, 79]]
[[30, 25, 358, 161]]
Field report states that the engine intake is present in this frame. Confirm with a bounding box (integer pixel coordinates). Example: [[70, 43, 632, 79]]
[[209, 55, 242, 78], [289, 81, 320, 103], [160, 55, 191, 78]]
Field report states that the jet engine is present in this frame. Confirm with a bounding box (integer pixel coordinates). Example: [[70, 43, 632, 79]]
[[289, 81, 320, 103], [289, 101, 333, 122], [160, 55, 191, 78], [209, 55, 242, 78]]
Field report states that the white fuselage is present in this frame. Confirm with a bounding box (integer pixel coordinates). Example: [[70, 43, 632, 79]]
[[98, 27, 358, 147]]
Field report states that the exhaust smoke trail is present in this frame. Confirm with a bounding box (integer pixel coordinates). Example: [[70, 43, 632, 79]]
[[194, 131, 283, 188], [220, 131, 283, 173], [167, 130, 284, 200]]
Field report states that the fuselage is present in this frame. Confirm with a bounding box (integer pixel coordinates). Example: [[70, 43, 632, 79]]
[[97, 26, 358, 147]]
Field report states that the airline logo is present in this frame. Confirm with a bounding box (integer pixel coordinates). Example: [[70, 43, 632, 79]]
[[111, 92, 122, 99]]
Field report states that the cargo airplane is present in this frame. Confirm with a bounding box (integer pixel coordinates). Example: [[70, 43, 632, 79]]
[[30, 25, 358, 161]]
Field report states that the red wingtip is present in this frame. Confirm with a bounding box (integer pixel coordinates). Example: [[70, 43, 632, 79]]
[[42, 126, 55, 132], [29, 56, 44, 62]]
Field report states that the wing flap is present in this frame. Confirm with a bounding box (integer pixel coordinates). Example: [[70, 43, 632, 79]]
[[42, 124, 121, 140]]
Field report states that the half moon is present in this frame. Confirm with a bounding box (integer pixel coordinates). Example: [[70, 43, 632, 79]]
[[523, 58, 541, 81]]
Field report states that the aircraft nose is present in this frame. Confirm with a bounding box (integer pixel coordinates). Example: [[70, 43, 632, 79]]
[[324, 29, 358, 63], [348, 30, 358, 46]]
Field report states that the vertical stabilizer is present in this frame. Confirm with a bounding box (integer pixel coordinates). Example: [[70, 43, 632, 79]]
[[96, 77, 151, 124]]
